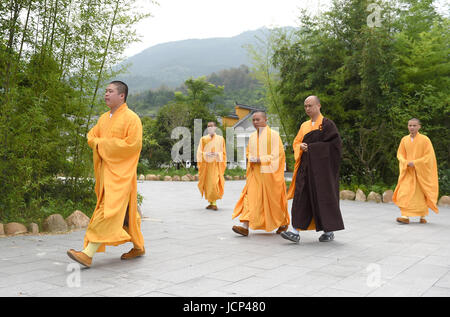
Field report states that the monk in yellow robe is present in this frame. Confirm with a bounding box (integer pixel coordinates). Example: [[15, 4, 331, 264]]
[[393, 118, 439, 224], [67, 81, 145, 268], [196, 121, 226, 210], [232, 111, 290, 236]]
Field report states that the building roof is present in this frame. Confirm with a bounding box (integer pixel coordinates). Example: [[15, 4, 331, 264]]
[[235, 103, 265, 112], [224, 114, 239, 119]]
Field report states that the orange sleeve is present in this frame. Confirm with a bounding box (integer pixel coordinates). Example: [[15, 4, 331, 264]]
[[87, 122, 101, 150], [293, 125, 304, 162], [397, 137, 408, 172], [97, 116, 142, 163]]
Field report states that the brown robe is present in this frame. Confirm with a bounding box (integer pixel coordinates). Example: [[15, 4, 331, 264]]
[[290, 117, 344, 232]]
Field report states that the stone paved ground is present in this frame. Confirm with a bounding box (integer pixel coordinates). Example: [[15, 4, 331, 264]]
[[0, 180, 449, 297]]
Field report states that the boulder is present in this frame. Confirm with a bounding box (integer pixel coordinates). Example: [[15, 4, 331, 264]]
[[240, 175, 246, 180], [145, 174, 157, 181], [367, 191, 382, 203], [181, 175, 191, 182], [28, 223, 39, 234], [186, 174, 195, 181], [164, 176, 172, 181], [138, 174, 145, 181], [4, 222, 27, 235], [225, 175, 233, 181], [383, 190, 394, 203], [42, 214, 68, 233], [233, 176, 241, 180], [194, 174, 199, 181], [172, 175, 181, 181], [438, 195, 450, 207], [155, 175, 162, 181], [355, 189, 366, 202], [0, 223, 5, 236], [340, 190, 356, 200], [66, 210, 90, 230]]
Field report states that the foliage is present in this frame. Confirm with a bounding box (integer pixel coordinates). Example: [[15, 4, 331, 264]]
[[267, 0, 449, 190], [0, 0, 155, 223]]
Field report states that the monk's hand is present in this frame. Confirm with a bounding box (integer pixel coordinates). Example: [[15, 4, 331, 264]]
[[408, 161, 415, 167], [300, 143, 308, 152]]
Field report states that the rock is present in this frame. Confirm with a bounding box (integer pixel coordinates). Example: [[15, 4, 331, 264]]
[[28, 223, 39, 234], [155, 175, 162, 181], [225, 175, 233, 181], [340, 190, 356, 200], [181, 175, 191, 182], [42, 214, 68, 233], [164, 176, 172, 181], [438, 195, 450, 207], [4, 222, 27, 235], [367, 191, 382, 203], [383, 190, 394, 203], [172, 175, 181, 181], [240, 175, 246, 180], [355, 189, 366, 202], [194, 174, 199, 181], [66, 210, 90, 230], [186, 174, 195, 181], [0, 223, 5, 236], [139, 174, 145, 181], [145, 174, 156, 181], [233, 176, 241, 180]]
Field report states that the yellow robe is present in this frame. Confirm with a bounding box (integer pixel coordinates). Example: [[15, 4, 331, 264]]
[[393, 132, 439, 217], [287, 114, 324, 231], [232, 126, 290, 231], [84, 103, 145, 253], [196, 134, 226, 202]]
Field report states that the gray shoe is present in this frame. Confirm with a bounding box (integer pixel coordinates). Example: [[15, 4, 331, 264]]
[[319, 232, 334, 242], [281, 231, 300, 243]]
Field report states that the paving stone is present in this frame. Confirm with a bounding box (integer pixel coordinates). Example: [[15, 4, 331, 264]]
[[0, 180, 449, 297]]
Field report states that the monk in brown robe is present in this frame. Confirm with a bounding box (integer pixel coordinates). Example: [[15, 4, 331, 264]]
[[281, 96, 344, 243], [232, 111, 290, 236], [67, 81, 145, 268], [393, 118, 439, 224], [197, 121, 226, 211]]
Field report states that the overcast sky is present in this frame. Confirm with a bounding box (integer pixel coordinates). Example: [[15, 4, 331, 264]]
[[124, 0, 332, 57], [125, 0, 449, 58]]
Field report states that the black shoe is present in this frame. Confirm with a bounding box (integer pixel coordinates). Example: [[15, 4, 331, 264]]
[[319, 232, 334, 242], [281, 231, 300, 243]]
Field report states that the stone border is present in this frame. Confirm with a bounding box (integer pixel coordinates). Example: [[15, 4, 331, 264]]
[[138, 174, 246, 181], [340, 190, 450, 207]]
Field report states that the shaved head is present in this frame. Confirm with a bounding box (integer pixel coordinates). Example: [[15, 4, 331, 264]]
[[252, 111, 268, 129], [304, 95, 322, 120], [109, 81, 128, 101], [408, 118, 421, 137], [253, 111, 267, 119], [305, 95, 321, 106]]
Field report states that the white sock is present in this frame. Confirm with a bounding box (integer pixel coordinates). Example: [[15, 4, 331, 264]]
[[291, 227, 299, 235], [241, 222, 249, 229]]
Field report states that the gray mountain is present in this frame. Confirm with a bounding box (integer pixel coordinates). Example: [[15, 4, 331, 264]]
[[116, 29, 267, 93]]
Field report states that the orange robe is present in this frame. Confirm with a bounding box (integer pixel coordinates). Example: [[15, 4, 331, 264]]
[[84, 103, 144, 253], [287, 114, 324, 231], [232, 126, 290, 232], [393, 133, 439, 217], [196, 134, 226, 202]]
